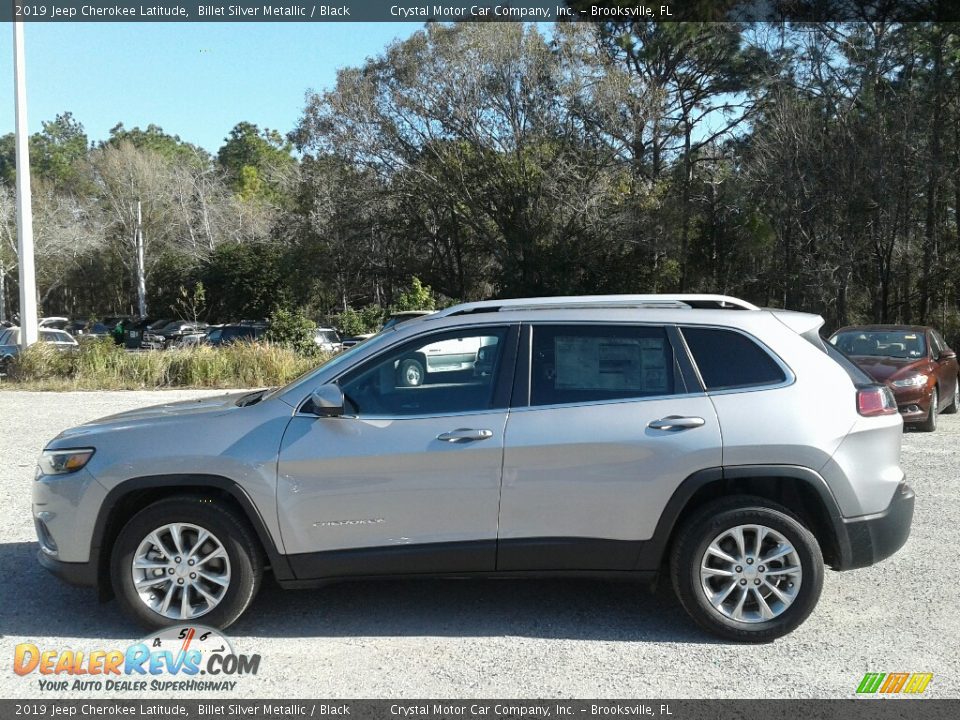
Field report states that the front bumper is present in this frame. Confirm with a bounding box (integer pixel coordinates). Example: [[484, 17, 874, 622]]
[[32, 466, 107, 563], [836, 481, 915, 570], [38, 550, 97, 587], [891, 385, 933, 422]]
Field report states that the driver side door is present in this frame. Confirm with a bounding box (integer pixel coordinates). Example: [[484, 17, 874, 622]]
[[276, 324, 518, 580]]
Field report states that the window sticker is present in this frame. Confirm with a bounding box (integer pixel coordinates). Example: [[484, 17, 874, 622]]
[[555, 336, 667, 392]]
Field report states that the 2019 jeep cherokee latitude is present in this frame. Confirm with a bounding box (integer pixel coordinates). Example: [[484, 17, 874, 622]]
[[34, 294, 913, 642]]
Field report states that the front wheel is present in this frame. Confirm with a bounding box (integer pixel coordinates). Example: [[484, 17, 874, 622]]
[[942, 379, 959, 414], [917, 387, 938, 431], [670, 497, 824, 642], [111, 496, 263, 630]]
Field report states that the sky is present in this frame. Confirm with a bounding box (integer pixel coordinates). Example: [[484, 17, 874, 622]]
[[0, 22, 420, 153]]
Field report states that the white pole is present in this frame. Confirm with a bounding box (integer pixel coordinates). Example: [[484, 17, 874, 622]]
[[13, 19, 38, 347], [136, 200, 147, 317]]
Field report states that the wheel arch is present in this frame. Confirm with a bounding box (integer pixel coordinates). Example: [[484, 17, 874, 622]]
[[637, 465, 849, 572], [92, 474, 294, 601]]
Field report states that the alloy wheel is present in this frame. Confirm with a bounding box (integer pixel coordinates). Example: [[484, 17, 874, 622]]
[[131, 522, 231, 620], [699, 524, 802, 623]]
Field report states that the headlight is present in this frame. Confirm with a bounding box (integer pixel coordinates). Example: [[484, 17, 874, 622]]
[[891, 374, 928, 388], [37, 448, 95, 476]]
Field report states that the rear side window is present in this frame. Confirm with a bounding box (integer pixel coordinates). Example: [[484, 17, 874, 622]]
[[682, 327, 786, 391], [530, 325, 676, 406]]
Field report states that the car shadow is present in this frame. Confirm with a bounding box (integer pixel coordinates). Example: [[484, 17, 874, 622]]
[[1, 541, 715, 644]]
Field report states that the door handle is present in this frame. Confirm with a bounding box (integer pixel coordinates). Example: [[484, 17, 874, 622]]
[[437, 428, 494, 443], [647, 415, 706, 431]]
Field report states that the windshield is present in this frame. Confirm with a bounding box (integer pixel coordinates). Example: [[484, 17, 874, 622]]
[[831, 330, 926, 359]]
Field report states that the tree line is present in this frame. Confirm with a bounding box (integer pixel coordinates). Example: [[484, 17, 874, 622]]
[[2, 21, 959, 340]]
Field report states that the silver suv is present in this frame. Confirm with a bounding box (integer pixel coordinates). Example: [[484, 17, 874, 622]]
[[34, 295, 913, 641]]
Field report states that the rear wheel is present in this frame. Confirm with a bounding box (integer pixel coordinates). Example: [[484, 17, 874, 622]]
[[397, 358, 425, 387], [917, 387, 938, 431], [943, 379, 959, 414], [111, 496, 262, 630], [670, 497, 823, 642]]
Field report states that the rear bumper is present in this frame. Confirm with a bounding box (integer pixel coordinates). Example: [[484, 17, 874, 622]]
[[38, 550, 97, 587], [836, 481, 915, 570]]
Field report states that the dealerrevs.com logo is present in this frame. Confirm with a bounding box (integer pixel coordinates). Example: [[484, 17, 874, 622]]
[[856, 672, 934, 695], [13, 626, 260, 693]]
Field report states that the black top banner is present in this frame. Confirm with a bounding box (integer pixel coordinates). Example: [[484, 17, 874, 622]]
[[3, 1, 960, 23]]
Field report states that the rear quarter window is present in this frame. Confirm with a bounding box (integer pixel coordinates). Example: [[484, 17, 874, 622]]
[[681, 326, 786, 391]]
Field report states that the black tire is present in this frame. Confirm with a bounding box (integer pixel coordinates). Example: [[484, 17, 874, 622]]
[[670, 496, 824, 643], [111, 495, 263, 630], [0, 356, 11, 377], [942, 379, 959, 414], [397, 358, 425, 387], [917, 388, 938, 431]]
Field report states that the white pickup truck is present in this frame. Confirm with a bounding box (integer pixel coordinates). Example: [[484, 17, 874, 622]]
[[396, 334, 495, 386]]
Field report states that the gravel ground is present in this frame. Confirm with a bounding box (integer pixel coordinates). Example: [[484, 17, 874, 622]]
[[0, 389, 958, 699]]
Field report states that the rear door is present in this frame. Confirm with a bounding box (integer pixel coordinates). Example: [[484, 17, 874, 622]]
[[497, 323, 721, 571]]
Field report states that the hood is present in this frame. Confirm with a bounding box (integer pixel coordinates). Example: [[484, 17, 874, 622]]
[[51, 391, 255, 443], [847, 355, 927, 383]]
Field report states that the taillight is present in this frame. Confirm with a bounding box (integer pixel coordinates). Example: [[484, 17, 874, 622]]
[[857, 385, 898, 416]]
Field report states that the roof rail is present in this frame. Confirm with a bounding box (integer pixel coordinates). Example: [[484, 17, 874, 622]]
[[436, 294, 759, 318]]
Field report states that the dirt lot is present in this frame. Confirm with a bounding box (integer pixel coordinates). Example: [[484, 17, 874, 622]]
[[1, 390, 958, 698]]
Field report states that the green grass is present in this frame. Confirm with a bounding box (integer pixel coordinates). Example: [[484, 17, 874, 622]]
[[0, 338, 325, 390]]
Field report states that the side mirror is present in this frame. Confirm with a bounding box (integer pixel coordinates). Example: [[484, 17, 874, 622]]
[[939, 349, 957, 361], [308, 384, 345, 417]]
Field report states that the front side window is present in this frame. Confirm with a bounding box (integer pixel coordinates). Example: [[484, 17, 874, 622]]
[[338, 327, 508, 417], [682, 326, 787, 391], [530, 325, 676, 406]]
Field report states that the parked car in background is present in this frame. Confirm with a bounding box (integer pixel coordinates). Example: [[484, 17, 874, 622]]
[[68, 319, 113, 340], [173, 326, 213, 349], [314, 328, 342, 353], [0, 326, 79, 375], [36, 294, 912, 641], [829, 324, 959, 431], [205, 322, 268, 346], [142, 321, 209, 350], [123, 318, 173, 350], [340, 310, 434, 348], [39, 317, 71, 330]]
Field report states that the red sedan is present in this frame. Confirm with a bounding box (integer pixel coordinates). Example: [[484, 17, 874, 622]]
[[830, 325, 960, 431]]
